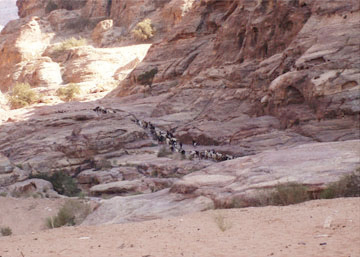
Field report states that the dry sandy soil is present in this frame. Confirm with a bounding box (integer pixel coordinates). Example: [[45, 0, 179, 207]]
[[0, 197, 359, 257]]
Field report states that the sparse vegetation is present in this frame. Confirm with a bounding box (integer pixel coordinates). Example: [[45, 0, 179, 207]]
[[46, 199, 91, 229], [0, 226, 12, 236], [56, 84, 81, 102], [0, 192, 7, 197], [227, 170, 360, 209], [320, 169, 360, 199], [131, 19, 156, 41], [230, 183, 310, 208], [8, 83, 39, 109], [31, 171, 81, 197], [214, 214, 232, 232], [137, 67, 158, 86], [50, 37, 87, 58], [269, 182, 310, 205]]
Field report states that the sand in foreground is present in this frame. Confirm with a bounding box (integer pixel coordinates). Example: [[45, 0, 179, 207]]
[[0, 197, 359, 257]]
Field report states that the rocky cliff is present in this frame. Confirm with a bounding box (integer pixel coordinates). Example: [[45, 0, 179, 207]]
[[0, 0, 359, 224]]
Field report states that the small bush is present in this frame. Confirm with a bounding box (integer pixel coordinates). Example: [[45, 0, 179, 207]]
[[137, 67, 158, 86], [320, 170, 360, 199], [8, 83, 39, 109], [51, 37, 87, 58], [0, 192, 7, 197], [270, 183, 310, 205], [214, 214, 232, 232], [56, 84, 80, 102], [31, 171, 81, 197], [231, 183, 311, 208], [46, 199, 91, 229], [0, 226, 12, 236], [131, 19, 155, 41]]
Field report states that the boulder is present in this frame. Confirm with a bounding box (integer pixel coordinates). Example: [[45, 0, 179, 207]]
[[8, 178, 61, 198], [11, 57, 62, 88], [46, 9, 81, 32], [0, 154, 13, 174], [91, 19, 113, 46], [89, 179, 148, 195]]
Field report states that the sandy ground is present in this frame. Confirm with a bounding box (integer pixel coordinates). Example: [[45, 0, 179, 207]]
[[0, 197, 66, 235], [0, 197, 359, 257]]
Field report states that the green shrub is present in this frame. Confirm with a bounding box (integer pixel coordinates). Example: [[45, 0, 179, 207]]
[[8, 83, 39, 109], [131, 19, 155, 41], [230, 183, 310, 208], [46, 199, 91, 228], [0, 226, 12, 236], [0, 192, 7, 197], [31, 171, 81, 197], [270, 183, 310, 205], [137, 67, 158, 86], [56, 84, 80, 101], [320, 169, 360, 199], [221, 170, 360, 210]]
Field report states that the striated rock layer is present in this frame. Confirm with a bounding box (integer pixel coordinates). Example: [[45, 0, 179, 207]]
[[0, 0, 359, 225]]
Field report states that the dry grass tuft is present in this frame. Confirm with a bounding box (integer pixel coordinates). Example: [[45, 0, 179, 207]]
[[8, 83, 39, 109], [214, 213, 232, 232], [0, 226, 12, 236], [320, 169, 360, 198], [46, 199, 91, 229], [56, 84, 81, 102]]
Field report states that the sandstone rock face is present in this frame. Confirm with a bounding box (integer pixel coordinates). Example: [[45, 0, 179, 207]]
[[0, 0, 359, 226], [11, 57, 63, 88], [89, 179, 149, 196], [46, 9, 82, 32], [84, 140, 359, 225], [0, 154, 13, 174], [81, 0, 108, 18], [91, 19, 113, 46], [0, 154, 30, 187], [62, 44, 151, 84], [16, 0, 47, 18], [7, 178, 61, 198], [0, 16, 54, 91], [82, 189, 214, 225], [112, 0, 360, 146], [170, 140, 360, 206]]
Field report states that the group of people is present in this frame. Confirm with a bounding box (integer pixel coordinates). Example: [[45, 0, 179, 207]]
[[92, 106, 236, 162]]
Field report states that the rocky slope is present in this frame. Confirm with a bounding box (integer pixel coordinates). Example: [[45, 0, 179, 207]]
[[0, 0, 359, 225]]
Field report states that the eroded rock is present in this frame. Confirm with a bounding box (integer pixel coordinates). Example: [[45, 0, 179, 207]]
[[82, 189, 214, 225], [8, 178, 61, 198]]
